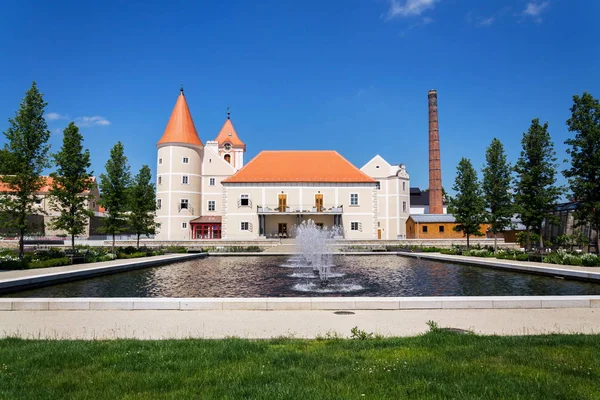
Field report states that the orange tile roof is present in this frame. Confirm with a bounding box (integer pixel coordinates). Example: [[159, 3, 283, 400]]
[[223, 151, 377, 183], [157, 91, 202, 147], [0, 176, 96, 194], [214, 118, 245, 148]]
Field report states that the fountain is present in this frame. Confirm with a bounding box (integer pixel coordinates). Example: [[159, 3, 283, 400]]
[[282, 220, 363, 293], [295, 220, 341, 286]]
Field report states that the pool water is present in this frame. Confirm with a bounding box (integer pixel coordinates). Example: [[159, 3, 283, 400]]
[[5, 255, 600, 298]]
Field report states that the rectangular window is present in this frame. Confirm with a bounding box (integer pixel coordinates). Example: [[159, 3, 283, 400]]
[[182, 222, 187, 229], [422, 225, 428, 233], [182, 157, 189, 164], [209, 177, 215, 186], [241, 222, 249, 231], [157, 199, 162, 210], [439, 225, 444, 233], [402, 201, 407, 212], [351, 222, 359, 231], [159, 158, 162, 165], [158, 176, 162, 185], [350, 193, 359, 206], [182, 175, 189, 184], [376, 181, 381, 190], [35, 198, 42, 205], [208, 200, 216, 211], [240, 194, 249, 206], [402, 181, 406, 191], [180, 199, 189, 210]]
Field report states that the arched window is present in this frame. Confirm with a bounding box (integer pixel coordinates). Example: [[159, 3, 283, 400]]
[[224, 154, 231, 164]]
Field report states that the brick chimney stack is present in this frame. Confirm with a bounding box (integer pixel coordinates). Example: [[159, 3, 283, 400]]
[[428, 89, 443, 214]]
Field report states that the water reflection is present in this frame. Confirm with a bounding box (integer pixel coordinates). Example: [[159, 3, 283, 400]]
[[5, 255, 600, 298]]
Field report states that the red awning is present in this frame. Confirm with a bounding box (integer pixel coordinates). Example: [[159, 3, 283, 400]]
[[189, 216, 222, 224]]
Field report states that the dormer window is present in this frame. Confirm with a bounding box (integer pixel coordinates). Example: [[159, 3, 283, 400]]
[[224, 154, 231, 163], [182, 157, 189, 164]]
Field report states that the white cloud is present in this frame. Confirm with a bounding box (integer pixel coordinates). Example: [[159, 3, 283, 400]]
[[74, 116, 111, 127], [45, 112, 68, 121], [400, 17, 435, 36], [523, 1, 549, 22], [385, 0, 439, 19], [478, 16, 495, 26]]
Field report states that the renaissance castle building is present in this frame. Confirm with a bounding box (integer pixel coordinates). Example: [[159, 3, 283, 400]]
[[155, 89, 410, 241]]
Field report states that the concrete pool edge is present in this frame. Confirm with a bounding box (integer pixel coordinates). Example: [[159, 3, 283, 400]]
[[397, 252, 600, 283], [0, 253, 207, 293], [1, 295, 599, 311]]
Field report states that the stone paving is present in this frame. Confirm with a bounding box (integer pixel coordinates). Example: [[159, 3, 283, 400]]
[[1, 308, 599, 339]]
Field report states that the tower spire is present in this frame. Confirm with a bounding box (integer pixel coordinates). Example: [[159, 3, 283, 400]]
[[157, 90, 202, 146]]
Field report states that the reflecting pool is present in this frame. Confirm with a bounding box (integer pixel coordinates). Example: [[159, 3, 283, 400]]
[[5, 255, 600, 297]]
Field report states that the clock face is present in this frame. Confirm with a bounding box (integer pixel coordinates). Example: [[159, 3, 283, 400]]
[[224, 143, 232, 151]]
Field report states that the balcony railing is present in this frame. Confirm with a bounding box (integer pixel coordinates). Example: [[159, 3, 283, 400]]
[[238, 198, 253, 208], [257, 205, 343, 214]]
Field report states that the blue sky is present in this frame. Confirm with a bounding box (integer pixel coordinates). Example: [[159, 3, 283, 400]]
[[1, 0, 598, 193]]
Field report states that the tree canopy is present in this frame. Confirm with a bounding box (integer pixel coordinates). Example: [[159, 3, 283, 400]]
[[49, 122, 94, 252], [482, 138, 513, 250], [0, 82, 51, 259], [99, 142, 131, 252], [128, 165, 157, 248], [564, 92, 600, 253], [514, 118, 562, 250], [449, 157, 486, 248]]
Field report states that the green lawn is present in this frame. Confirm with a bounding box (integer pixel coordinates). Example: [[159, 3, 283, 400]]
[[1, 331, 599, 399]]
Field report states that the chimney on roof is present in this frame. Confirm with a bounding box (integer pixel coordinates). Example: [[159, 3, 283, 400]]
[[428, 89, 443, 214]]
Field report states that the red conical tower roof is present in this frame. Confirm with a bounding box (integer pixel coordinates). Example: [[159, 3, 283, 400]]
[[157, 89, 203, 147], [215, 112, 245, 148]]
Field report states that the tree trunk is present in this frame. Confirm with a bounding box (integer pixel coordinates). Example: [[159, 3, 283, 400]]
[[18, 228, 24, 262], [71, 233, 75, 253], [112, 233, 115, 254], [526, 230, 531, 252], [597, 236, 600, 255], [137, 233, 140, 250], [466, 234, 470, 249], [494, 232, 498, 252], [539, 228, 544, 250]]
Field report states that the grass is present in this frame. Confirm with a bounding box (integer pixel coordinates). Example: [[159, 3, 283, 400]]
[[1, 332, 599, 399]]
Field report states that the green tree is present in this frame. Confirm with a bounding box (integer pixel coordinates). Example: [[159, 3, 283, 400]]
[[448, 158, 486, 249], [0, 149, 18, 174], [482, 138, 513, 251], [99, 142, 130, 253], [128, 165, 157, 249], [48, 122, 94, 252], [0, 82, 51, 260], [514, 119, 562, 250], [564, 92, 600, 254]]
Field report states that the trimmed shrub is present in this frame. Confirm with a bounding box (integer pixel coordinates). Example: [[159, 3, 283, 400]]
[[165, 246, 187, 254], [515, 254, 529, 261], [581, 253, 600, 267], [117, 252, 147, 259], [27, 257, 71, 269]]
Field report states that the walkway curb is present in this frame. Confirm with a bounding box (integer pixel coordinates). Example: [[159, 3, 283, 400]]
[[1, 295, 599, 311], [398, 252, 600, 282]]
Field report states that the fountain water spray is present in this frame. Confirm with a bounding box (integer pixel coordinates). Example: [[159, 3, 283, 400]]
[[294, 220, 343, 286]]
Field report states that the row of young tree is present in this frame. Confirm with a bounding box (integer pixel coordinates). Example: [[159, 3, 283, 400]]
[[0, 82, 157, 260], [449, 92, 600, 253]]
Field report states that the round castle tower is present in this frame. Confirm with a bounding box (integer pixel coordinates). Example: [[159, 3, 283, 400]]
[[155, 88, 203, 241]]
